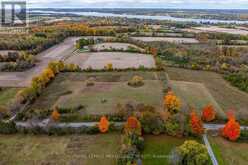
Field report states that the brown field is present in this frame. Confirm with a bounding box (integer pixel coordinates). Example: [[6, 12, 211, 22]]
[[194, 26, 248, 35], [131, 37, 199, 43], [166, 67, 248, 119], [92, 42, 145, 52], [0, 134, 120, 165], [171, 80, 225, 118], [66, 52, 156, 70]]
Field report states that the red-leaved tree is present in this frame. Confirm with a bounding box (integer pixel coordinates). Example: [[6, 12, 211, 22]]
[[124, 116, 141, 135], [190, 111, 204, 135], [222, 113, 240, 141], [202, 105, 216, 122], [98, 116, 109, 133]]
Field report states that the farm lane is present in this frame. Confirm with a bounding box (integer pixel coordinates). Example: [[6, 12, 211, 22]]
[[0, 37, 79, 87]]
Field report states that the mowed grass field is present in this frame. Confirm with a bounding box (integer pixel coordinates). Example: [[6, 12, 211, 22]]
[[0, 133, 120, 165], [171, 80, 226, 118], [166, 67, 248, 119], [209, 136, 248, 165], [30, 72, 164, 114], [143, 135, 193, 165]]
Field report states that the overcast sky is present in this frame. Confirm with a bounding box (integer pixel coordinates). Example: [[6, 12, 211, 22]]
[[28, 0, 248, 9]]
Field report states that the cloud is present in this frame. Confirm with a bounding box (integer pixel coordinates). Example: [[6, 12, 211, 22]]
[[28, 0, 248, 9]]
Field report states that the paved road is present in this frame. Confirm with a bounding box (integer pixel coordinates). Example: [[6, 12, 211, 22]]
[[204, 124, 248, 130], [16, 121, 124, 129], [203, 134, 219, 165], [16, 121, 248, 131], [0, 37, 79, 87], [0, 36, 118, 88]]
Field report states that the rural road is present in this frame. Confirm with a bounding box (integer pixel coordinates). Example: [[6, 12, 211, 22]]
[[0, 37, 80, 87], [15, 121, 124, 129], [204, 124, 248, 130], [0, 36, 118, 88], [203, 134, 219, 165], [16, 122, 248, 130]]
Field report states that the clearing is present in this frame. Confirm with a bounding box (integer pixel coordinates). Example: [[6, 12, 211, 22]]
[[30, 72, 165, 114], [166, 67, 248, 120], [66, 52, 156, 70], [0, 133, 120, 165], [209, 135, 248, 165]]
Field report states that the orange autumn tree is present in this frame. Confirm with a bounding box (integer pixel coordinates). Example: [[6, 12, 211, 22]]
[[124, 116, 141, 135], [164, 91, 181, 114], [202, 105, 216, 122], [222, 113, 240, 141], [98, 116, 110, 133], [51, 107, 60, 121], [150, 47, 158, 57], [190, 111, 204, 135]]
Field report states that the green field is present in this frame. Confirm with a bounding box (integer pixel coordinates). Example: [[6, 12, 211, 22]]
[[0, 88, 21, 112], [0, 133, 120, 165], [209, 135, 248, 165], [143, 135, 190, 165], [30, 72, 164, 114], [166, 67, 248, 120]]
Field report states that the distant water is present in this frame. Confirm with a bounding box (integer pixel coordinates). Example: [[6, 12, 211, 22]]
[[31, 10, 248, 24]]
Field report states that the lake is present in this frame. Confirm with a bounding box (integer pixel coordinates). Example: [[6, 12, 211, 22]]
[[31, 10, 248, 24]]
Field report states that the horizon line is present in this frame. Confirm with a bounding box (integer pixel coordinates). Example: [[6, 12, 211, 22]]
[[30, 7, 248, 10]]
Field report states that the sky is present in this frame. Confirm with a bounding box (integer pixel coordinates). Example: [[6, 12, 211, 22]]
[[27, 0, 248, 9]]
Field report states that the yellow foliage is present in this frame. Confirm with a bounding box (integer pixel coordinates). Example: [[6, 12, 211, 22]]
[[42, 68, 55, 80], [164, 91, 181, 114], [104, 63, 113, 70]]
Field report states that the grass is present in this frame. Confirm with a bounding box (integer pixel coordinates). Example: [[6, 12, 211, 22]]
[[0, 133, 120, 165], [0, 88, 21, 110], [57, 80, 164, 114], [166, 67, 248, 120], [30, 72, 164, 114], [171, 80, 226, 118], [143, 135, 190, 165], [208, 135, 248, 165]]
